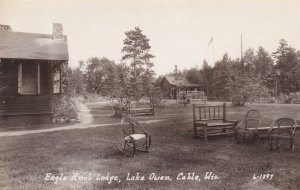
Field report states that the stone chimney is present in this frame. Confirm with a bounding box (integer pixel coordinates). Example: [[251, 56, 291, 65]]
[[0, 25, 12, 31], [52, 23, 63, 39], [174, 65, 178, 80]]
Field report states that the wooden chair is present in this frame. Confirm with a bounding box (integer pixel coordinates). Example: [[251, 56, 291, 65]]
[[235, 109, 261, 143], [120, 117, 151, 157], [268, 117, 297, 151], [193, 103, 238, 142]]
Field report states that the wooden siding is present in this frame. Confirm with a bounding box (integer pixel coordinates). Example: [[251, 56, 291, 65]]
[[0, 95, 52, 115], [0, 114, 52, 126], [0, 60, 53, 116]]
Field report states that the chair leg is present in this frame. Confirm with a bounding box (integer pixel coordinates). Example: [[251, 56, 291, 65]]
[[290, 137, 294, 151], [132, 141, 136, 157], [276, 138, 280, 150], [235, 131, 242, 143], [203, 125, 208, 143], [268, 136, 276, 150], [123, 142, 127, 151], [194, 124, 197, 138], [252, 132, 259, 144]]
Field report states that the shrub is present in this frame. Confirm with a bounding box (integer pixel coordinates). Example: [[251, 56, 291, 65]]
[[53, 95, 78, 123], [53, 64, 85, 123], [269, 97, 276, 104]]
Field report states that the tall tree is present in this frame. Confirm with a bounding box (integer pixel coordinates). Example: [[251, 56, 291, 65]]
[[212, 54, 232, 100], [200, 59, 214, 98], [243, 48, 256, 77], [121, 27, 155, 100], [255, 46, 274, 79], [273, 39, 300, 94], [186, 67, 201, 84], [84, 57, 116, 95]]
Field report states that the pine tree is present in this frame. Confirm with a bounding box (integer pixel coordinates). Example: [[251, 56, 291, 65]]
[[121, 27, 155, 100]]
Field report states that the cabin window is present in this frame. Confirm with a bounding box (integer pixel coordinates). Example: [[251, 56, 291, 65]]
[[18, 63, 40, 94], [53, 69, 61, 94]]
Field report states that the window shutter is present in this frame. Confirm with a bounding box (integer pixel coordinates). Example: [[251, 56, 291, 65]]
[[18, 63, 22, 94], [38, 63, 40, 94]]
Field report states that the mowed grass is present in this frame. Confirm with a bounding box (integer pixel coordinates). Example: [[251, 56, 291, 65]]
[[0, 103, 299, 190]]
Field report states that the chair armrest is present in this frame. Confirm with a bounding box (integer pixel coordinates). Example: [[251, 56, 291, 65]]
[[267, 128, 273, 134], [194, 120, 208, 125], [144, 131, 151, 137], [225, 120, 238, 126]]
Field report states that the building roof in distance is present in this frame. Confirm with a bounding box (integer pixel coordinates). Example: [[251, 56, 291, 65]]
[[163, 76, 200, 87]]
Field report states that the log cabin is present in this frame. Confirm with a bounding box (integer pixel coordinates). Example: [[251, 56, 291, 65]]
[[160, 76, 201, 99], [0, 23, 68, 126]]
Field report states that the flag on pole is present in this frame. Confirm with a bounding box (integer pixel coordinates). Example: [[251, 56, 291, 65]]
[[208, 36, 213, 46]]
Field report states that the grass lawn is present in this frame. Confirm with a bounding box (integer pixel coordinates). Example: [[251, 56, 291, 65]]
[[0, 103, 299, 190]]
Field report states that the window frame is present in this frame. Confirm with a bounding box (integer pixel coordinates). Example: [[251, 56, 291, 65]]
[[18, 62, 41, 95], [53, 67, 61, 94]]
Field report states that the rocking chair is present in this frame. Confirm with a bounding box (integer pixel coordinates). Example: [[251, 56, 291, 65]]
[[268, 117, 297, 151], [117, 117, 151, 157], [235, 109, 261, 143]]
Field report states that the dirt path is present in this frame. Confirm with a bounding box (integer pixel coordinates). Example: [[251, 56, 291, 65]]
[[77, 102, 93, 124], [0, 102, 163, 137], [0, 119, 163, 137]]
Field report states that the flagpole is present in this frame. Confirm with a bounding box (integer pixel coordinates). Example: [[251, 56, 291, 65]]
[[241, 33, 243, 66], [208, 35, 214, 64]]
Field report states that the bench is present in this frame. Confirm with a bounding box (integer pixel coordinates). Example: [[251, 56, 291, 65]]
[[247, 124, 300, 140], [190, 97, 207, 104], [193, 103, 238, 142], [129, 107, 154, 116]]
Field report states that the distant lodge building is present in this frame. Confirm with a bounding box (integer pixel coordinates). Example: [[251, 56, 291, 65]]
[[0, 23, 68, 126], [160, 76, 202, 99]]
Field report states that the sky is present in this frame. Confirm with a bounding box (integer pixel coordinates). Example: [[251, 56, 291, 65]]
[[0, 0, 300, 75]]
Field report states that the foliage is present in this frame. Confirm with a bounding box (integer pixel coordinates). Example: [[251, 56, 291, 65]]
[[53, 64, 84, 122], [85, 57, 116, 95], [228, 75, 270, 106], [121, 27, 155, 101], [185, 67, 201, 84], [200, 60, 214, 99], [273, 39, 300, 94], [212, 54, 233, 100]]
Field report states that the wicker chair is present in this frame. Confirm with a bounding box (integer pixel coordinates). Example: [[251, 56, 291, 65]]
[[235, 109, 261, 143], [120, 117, 151, 157], [268, 118, 297, 151]]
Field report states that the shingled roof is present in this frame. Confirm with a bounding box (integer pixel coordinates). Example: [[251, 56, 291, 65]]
[[0, 29, 68, 61], [163, 76, 200, 87]]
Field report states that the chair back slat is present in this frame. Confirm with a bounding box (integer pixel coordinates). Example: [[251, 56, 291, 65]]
[[270, 117, 296, 136], [245, 109, 261, 130], [121, 117, 146, 137], [193, 103, 226, 121], [213, 106, 216, 119]]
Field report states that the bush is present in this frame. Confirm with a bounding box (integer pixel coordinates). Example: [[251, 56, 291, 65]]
[[269, 97, 276, 104], [231, 95, 246, 106], [52, 64, 84, 123], [53, 95, 78, 123]]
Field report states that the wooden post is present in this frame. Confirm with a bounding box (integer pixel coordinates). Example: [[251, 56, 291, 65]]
[[193, 104, 197, 137], [223, 103, 226, 121], [213, 106, 216, 119], [204, 124, 208, 142]]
